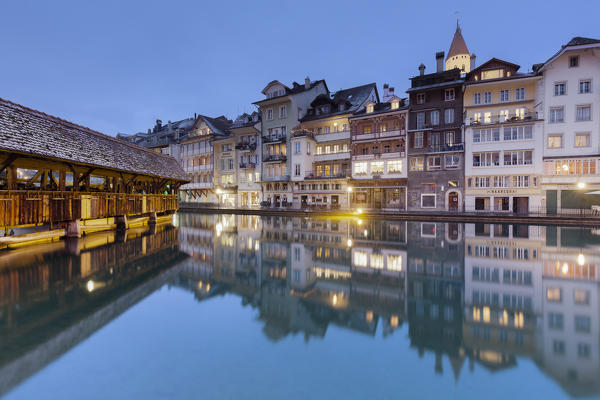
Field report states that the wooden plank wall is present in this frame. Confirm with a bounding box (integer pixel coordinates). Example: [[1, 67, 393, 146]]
[[0, 191, 178, 229]]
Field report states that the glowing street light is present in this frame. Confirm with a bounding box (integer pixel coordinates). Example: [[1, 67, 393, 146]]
[[577, 181, 586, 189], [578, 253, 586, 266]]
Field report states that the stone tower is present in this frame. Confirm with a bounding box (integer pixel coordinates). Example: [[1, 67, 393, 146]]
[[445, 21, 471, 73]]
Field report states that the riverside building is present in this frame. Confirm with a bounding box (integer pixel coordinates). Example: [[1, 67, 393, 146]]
[[536, 37, 600, 214], [291, 83, 378, 209], [463, 58, 544, 213], [349, 86, 409, 210], [254, 78, 328, 208]]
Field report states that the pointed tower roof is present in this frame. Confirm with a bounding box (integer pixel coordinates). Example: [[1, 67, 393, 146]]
[[446, 21, 470, 60]]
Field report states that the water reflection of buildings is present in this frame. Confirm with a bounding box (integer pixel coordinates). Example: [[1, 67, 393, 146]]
[[177, 213, 600, 396], [0, 224, 186, 397]]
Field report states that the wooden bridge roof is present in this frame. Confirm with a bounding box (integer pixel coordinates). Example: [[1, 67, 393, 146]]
[[0, 98, 189, 182]]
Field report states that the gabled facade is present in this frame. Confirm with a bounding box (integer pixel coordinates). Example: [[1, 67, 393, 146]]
[[213, 134, 238, 207], [291, 83, 378, 209], [180, 114, 232, 204], [349, 87, 409, 211], [536, 37, 600, 214], [254, 77, 328, 207], [230, 112, 262, 208], [407, 61, 465, 212], [463, 58, 544, 213]]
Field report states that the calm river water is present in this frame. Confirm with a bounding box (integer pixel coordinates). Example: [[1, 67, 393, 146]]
[[0, 213, 599, 399]]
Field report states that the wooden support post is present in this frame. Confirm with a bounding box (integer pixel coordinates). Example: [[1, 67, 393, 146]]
[[65, 219, 81, 238], [115, 215, 127, 231], [6, 165, 17, 190], [59, 170, 66, 191], [72, 172, 79, 191]]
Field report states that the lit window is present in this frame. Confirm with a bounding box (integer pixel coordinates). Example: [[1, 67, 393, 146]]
[[391, 100, 399, 110], [370, 161, 384, 174], [409, 157, 424, 171], [546, 287, 562, 302], [353, 251, 368, 267], [575, 133, 590, 147], [366, 103, 374, 113], [353, 162, 368, 175], [574, 289, 590, 305], [547, 135, 562, 148], [387, 160, 402, 173]]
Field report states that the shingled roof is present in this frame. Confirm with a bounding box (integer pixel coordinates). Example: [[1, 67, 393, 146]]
[[0, 98, 189, 182], [446, 22, 470, 60]]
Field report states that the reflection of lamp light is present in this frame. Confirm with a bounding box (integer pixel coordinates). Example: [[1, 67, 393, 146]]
[[86, 280, 95, 292], [562, 164, 569, 171], [363, 229, 368, 237], [347, 239, 353, 247], [356, 208, 363, 214], [578, 253, 585, 266], [347, 186, 353, 193], [216, 188, 223, 194], [357, 219, 363, 225], [216, 222, 223, 236], [561, 263, 569, 275], [332, 294, 338, 305]]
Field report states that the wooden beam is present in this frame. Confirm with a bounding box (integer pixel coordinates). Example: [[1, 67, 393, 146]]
[[0, 156, 16, 174], [59, 170, 66, 191]]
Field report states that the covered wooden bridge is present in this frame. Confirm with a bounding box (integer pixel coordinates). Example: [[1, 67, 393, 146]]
[[0, 98, 189, 238]]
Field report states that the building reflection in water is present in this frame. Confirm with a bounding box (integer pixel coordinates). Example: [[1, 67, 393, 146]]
[[0, 223, 186, 397], [177, 212, 600, 397]]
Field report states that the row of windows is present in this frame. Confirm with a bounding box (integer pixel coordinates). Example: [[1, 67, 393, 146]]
[[472, 150, 533, 167], [409, 155, 461, 171], [416, 88, 455, 104], [265, 106, 287, 120], [547, 287, 591, 305], [553, 79, 592, 96], [547, 159, 597, 176], [547, 132, 591, 148], [353, 160, 403, 175], [416, 108, 455, 128], [471, 107, 529, 124], [472, 87, 526, 105], [473, 125, 533, 143], [467, 175, 537, 189], [549, 104, 592, 123]]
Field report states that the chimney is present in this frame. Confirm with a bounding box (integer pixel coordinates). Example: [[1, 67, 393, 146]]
[[383, 83, 390, 101], [418, 63, 426, 76], [305, 76, 310, 89], [470, 54, 476, 70], [194, 112, 197, 120], [436, 51, 444, 72], [389, 87, 395, 98], [147, 128, 151, 134], [154, 119, 162, 132]]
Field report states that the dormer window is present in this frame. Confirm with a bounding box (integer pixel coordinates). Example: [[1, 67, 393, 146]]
[[417, 93, 425, 104], [366, 103, 374, 113], [321, 105, 330, 114], [391, 100, 400, 110], [339, 104, 345, 111]]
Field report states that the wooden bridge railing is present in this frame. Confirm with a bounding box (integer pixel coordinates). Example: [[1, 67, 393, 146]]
[[0, 191, 179, 228]]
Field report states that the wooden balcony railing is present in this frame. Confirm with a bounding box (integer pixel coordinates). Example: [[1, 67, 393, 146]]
[[0, 191, 178, 228]]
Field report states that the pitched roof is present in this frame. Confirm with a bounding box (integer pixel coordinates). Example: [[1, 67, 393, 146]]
[[0, 98, 189, 181], [446, 23, 470, 60], [253, 79, 329, 105], [192, 114, 232, 135], [301, 83, 378, 122], [537, 36, 600, 72]]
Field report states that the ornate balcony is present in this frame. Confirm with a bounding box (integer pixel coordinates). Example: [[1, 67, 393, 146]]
[[263, 154, 287, 163], [239, 162, 257, 169], [235, 142, 257, 151], [466, 111, 541, 126], [262, 135, 286, 144]]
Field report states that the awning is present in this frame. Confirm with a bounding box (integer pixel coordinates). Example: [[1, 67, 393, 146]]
[[585, 191, 600, 195]]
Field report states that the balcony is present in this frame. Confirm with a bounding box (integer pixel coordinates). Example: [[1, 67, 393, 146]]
[[314, 151, 351, 162], [263, 154, 287, 163], [351, 148, 406, 160], [235, 142, 257, 151], [262, 135, 286, 144], [261, 175, 290, 182], [239, 161, 257, 169], [304, 169, 351, 180], [353, 129, 406, 142], [291, 130, 315, 140], [314, 130, 351, 143], [411, 143, 464, 154], [466, 111, 541, 126]]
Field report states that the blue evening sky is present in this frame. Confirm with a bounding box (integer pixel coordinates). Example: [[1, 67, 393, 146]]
[[2, 0, 599, 135]]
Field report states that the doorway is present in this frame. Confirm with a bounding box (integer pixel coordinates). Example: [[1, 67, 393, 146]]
[[512, 197, 529, 214], [301, 195, 308, 208], [448, 191, 459, 211], [374, 189, 382, 209]]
